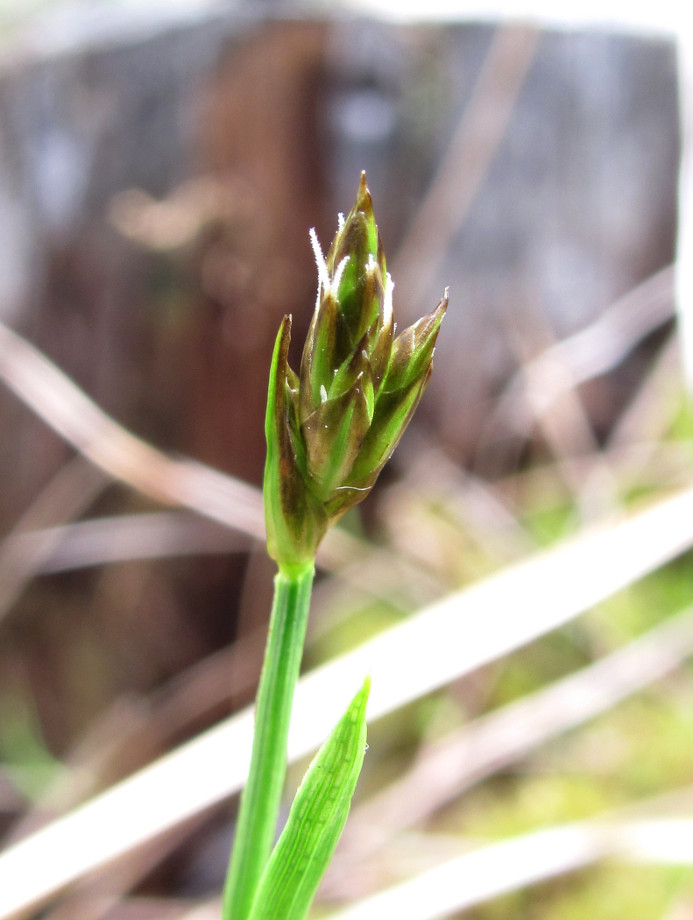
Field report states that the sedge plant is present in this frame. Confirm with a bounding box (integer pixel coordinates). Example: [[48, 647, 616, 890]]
[[222, 173, 448, 920]]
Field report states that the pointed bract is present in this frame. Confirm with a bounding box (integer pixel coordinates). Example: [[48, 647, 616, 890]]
[[264, 317, 328, 569], [264, 175, 447, 569], [302, 374, 372, 499], [383, 290, 448, 393]]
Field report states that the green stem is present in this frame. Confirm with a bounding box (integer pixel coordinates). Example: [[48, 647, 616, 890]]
[[222, 561, 315, 920]]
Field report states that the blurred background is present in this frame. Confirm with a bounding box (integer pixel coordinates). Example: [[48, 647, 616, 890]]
[[0, 1, 690, 918]]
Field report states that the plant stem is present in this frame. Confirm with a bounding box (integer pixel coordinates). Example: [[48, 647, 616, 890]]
[[222, 561, 315, 920]]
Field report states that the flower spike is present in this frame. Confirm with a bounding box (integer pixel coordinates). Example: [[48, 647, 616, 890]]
[[264, 173, 448, 570]]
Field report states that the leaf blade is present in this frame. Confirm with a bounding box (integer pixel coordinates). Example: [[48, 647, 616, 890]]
[[248, 676, 371, 920]]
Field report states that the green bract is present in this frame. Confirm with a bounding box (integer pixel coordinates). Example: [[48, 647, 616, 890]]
[[264, 172, 448, 569]]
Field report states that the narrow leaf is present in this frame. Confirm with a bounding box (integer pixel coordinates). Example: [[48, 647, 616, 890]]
[[248, 676, 371, 920]]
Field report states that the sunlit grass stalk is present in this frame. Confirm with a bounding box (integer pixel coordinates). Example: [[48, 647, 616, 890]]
[[222, 563, 314, 920], [222, 173, 447, 920]]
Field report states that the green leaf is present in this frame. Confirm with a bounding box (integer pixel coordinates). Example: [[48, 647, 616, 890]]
[[247, 676, 371, 920]]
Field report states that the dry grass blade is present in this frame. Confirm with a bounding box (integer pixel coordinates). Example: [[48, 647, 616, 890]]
[[479, 264, 675, 450], [5, 512, 249, 576], [500, 301, 621, 521], [392, 24, 540, 316], [676, 28, 693, 389], [3, 482, 693, 917], [295, 483, 693, 741], [0, 320, 264, 541], [36, 814, 212, 920], [179, 901, 221, 920], [328, 601, 693, 880], [0, 456, 107, 622], [325, 814, 693, 920], [607, 335, 682, 451]]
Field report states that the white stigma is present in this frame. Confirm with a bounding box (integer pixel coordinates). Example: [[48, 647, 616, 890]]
[[309, 227, 330, 295], [331, 254, 350, 295], [383, 272, 394, 327]]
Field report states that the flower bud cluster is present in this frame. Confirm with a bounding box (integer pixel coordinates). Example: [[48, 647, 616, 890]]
[[264, 173, 448, 569]]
